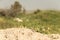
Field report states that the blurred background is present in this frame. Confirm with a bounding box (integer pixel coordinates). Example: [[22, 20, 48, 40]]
[[0, 0, 60, 34]]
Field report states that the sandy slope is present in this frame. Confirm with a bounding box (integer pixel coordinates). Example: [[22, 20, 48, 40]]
[[0, 28, 60, 40]]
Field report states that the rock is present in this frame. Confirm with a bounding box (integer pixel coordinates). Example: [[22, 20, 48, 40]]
[[14, 18, 23, 22]]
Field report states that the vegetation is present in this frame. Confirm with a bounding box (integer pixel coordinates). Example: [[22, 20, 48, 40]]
[[0, 1, 22, 17], [10, 1, 22, 17], [0, 1, 60, 34], [0, 10, 60, 34]]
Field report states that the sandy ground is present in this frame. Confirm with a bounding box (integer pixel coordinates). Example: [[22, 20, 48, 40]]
[[0, 28, 60, 40]]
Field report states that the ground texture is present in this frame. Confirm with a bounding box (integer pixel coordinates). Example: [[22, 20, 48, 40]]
[[0, 28, 60, 40]]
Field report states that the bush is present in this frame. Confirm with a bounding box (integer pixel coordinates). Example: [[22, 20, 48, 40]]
[[34, 9, 41, 14]]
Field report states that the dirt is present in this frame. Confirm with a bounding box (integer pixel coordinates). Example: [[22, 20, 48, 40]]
[[0, 28, 60, 40]]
